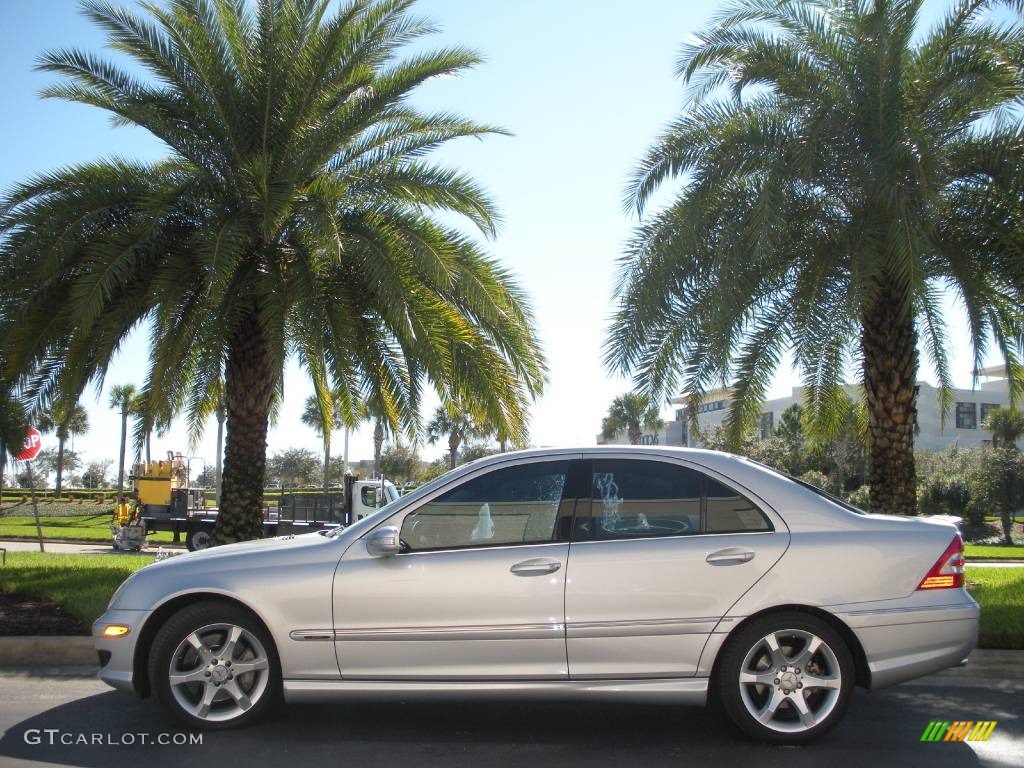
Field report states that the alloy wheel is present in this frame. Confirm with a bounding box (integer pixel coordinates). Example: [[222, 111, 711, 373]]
[[168, 622, 271, 723], [737, 628, 842, 733]]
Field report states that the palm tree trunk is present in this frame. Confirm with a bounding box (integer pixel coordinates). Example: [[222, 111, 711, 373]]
[[214, 406, 224, 505], [862, 291, 919, 515], [374, 421, 384, 476], [214, 317, 276, 545], [448, 432, 460, 469], [322, 438, 330, 494], [116, 410, 128, 502], [55, 436, 66, 496], [628, 424, 641, 445], [145, 432, 151, 464]]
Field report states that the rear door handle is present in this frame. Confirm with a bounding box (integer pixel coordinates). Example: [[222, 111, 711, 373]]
[[510, 558, 562, 576], [706, 548, 755, 565]]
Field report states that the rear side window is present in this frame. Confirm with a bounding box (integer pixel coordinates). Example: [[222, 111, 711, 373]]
[[590, 459, 702, 538], [705, 477, 771, 532], [581, 459, 771, 540]]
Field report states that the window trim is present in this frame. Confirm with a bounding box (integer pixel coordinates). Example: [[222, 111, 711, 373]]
[[572, 457, 773, 543], [394, 458, 575, 554]]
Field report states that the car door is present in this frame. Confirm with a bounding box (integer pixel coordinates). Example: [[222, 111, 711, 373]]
[[564, 455, 790, 679], [333, 456, 579, 680]]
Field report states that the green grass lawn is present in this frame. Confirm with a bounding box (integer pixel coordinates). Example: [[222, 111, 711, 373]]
[[0, 551, 153, 630], [965, 544, 1024, 560], [0, 513, 177, 544], [965, 566, 1024, 650]]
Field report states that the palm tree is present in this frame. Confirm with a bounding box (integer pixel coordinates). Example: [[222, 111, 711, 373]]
[[36, 403, 89, 495], [0, 0, 545, 544], [982, 407, 1024, 450], [301, 392, 345, 493], [601, 392, 662, 445], [426, 405, 486, 469], [607, 0, 1024, 515], [108, 384, 137, 501]]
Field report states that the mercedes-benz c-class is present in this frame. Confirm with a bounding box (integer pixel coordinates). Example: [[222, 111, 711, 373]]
[[94, 447, 977, 743]]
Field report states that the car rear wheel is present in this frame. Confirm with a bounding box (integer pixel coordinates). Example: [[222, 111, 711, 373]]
[[149, 601, 280, 729], [716, 611, 854, 744]]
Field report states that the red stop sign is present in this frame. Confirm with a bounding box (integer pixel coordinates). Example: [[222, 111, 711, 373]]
[[16, 427, 43, 462]]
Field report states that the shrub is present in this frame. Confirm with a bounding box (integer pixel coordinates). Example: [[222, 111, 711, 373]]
[[844, 485, 871, 510], [919, 475, 975, 523]]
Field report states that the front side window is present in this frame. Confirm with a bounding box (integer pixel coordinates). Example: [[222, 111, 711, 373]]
[[399, 461, 569, 551], [361, 486, 378, 508]]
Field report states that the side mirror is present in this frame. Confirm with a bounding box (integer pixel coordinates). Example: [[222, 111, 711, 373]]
[[365, 526, 400, 557]]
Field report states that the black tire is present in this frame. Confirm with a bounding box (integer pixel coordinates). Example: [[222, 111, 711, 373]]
[[186, 525, 214, 552], [149, 600, 281, 729], [715, 611, 854, 745]]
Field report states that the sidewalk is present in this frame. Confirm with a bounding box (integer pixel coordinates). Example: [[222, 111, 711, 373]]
[[0, 538, 183, 555]]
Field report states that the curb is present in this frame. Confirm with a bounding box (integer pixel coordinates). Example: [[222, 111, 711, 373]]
[[0, 635, 96, 667]]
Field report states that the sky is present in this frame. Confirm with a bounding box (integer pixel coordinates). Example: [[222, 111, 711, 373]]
[[0, 0, 997, 477]]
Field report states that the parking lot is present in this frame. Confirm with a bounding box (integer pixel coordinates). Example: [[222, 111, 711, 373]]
[[0, 658, 1021, 768]]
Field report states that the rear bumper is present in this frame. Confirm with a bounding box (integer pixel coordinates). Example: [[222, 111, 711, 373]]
[[834, 595, 979, 689]]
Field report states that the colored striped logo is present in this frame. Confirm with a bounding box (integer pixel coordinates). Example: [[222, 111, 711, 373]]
[[920, 721, 998, 742]]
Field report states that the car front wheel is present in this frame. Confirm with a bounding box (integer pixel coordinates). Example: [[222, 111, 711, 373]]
[[149, 601, 280, 729], [716, 611, 854, 744]]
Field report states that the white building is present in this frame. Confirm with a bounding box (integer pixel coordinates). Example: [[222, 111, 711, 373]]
[[597, 366, 1014, 452]]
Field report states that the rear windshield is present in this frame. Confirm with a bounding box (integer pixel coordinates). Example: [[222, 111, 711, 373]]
[[739, 457, 866, 515]]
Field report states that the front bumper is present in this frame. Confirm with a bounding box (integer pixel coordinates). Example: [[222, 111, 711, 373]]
[[92, 608, 151, 694]]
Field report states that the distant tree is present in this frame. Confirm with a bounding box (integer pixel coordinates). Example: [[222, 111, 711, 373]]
[[108, 384, 137, 501], [971, 448, 1024, 545], [194, 464, 218, 489], [80, 460, 112, 489], [459, 442, 500, 464], [982, 407, 1024, 450], [34, 448, 82, 490], [378, 443, 420, 484], [601, 392, 661, 445], [37, 403, 89, 494], [426, 406, 488, 469], [267, 449, 321, 488], [302, 394, 346, 493]]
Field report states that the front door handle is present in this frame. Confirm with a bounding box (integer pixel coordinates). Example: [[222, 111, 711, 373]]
[[706, 548, 755, 565], [510, 558, 562, 576]]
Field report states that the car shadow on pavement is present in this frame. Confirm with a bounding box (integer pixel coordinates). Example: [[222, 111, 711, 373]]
[[0, 684, 1011, 768]]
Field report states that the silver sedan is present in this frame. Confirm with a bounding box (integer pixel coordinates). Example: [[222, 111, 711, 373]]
[[94, 447, 978, 744]]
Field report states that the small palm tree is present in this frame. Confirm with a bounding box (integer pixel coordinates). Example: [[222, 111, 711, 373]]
[[0, 0, 545, 544], [108, 384, 137, 501], [607, 0, 1024, 515], [982, 407, 1024, 450], [601, 393, 662, 445], [426, 405, 486, 469], [302, 393, 346, 493], [36, 403, 89, 494]]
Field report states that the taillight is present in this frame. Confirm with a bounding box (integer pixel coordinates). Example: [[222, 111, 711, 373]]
[[917, 535, 965, 590]]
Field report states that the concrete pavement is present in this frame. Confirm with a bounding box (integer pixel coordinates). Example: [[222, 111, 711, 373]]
[[0, 539, 182, 556], [0, 659, 1021, 768]]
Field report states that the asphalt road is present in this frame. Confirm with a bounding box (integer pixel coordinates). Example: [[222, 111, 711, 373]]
[[0, 662, 1021, 768]]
